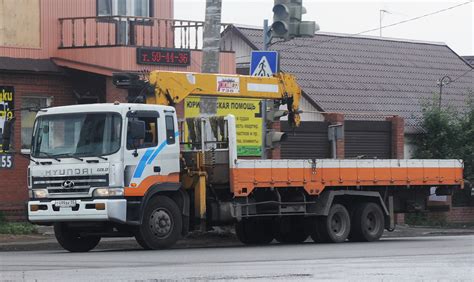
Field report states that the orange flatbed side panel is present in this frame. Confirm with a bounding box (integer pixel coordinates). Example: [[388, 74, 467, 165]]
[[230, 167, 463, 197]]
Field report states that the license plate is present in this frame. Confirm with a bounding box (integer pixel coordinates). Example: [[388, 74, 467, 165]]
[[53, 200, 77, 208]]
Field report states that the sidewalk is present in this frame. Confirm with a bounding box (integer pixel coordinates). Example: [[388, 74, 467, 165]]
[[1, 225, 474, 252]]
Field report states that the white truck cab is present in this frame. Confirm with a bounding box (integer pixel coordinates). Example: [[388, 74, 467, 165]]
[[28, 103, 180, 225]]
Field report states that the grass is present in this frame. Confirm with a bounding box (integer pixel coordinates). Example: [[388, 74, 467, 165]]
[[405, 212, 474, 228], [0, 212, 38, 235]]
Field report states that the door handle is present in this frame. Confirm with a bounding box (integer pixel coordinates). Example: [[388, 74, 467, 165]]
[[153, 166, 161, 173]]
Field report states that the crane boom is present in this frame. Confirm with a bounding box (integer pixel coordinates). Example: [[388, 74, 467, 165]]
[[113, 71, 302, 126]]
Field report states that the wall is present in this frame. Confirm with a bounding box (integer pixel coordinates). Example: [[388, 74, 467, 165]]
[[0, 72, 75, 220], [0, 0, 41, 48], [54, 49, 236, 76], [0, 0, 174, 59], [427, 207, 474, 224]]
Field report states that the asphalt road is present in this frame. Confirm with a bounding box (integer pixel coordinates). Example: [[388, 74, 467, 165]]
[[1, 235, 473, 281]]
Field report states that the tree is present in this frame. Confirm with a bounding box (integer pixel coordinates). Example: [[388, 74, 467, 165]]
[[413, 93, 474, 205]]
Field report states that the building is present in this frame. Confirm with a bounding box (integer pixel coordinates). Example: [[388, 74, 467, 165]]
[[463, 56, 474, 66], [221, 25, 474, 159], [0, 0, 236, 219]]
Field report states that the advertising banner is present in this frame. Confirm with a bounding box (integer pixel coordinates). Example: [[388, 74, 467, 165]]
[[185, 96, 262, 156], [0, 86, 14, 155]]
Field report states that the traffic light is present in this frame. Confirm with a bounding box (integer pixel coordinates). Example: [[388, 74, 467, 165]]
[[265, 101, 288, 149], [271, 0, 319, 41]]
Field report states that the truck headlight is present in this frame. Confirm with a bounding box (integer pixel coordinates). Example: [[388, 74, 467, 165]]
[[93, 188, 124, 197], [33, 189, 48, 199]]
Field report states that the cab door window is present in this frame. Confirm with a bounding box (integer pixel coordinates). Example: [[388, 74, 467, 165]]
[[127, 116, 158, 150]]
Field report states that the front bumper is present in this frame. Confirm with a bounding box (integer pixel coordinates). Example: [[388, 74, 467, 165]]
[[28, 199, 127, 223]]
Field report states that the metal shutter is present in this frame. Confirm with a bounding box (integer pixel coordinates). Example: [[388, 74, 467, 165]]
[[281, 121, 330, 159], [345, 121, 392, 159]]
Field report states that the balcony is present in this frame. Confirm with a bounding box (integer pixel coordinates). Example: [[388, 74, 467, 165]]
[[58, 16, 234, 51]]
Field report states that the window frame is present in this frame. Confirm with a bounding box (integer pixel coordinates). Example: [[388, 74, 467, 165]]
[[21, 96, 52, 155], [165, 115, 176, 145], [96, 0, 153, 17], [126, 111, 159, 150]]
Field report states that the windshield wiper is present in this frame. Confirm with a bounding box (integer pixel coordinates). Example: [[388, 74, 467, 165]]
[[93, 155, 108, 161], [56, 153, 84, 162], [39, 152, 61, 162]]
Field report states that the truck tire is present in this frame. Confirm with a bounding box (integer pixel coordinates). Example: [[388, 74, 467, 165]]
[[317, 204, 351, 243], [135, 196, 182, 250], [54, 223, 101, 252], [235, 219, 273, 245], [349, 202, 385, 242], [273, 216, 308, 244]]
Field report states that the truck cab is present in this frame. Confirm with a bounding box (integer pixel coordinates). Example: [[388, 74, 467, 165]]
[[27, 103, 182, 250]]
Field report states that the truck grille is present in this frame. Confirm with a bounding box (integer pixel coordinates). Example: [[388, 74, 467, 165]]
[[32, 175, 109, 196]]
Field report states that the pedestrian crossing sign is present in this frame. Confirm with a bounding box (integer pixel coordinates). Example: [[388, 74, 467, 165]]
[[250, 51, 279, 77]]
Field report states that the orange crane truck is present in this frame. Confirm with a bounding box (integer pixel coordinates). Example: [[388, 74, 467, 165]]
[[5, 70, 462, 252]]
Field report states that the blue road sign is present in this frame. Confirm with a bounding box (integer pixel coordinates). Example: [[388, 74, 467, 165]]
[[250, 51, 279, 77]]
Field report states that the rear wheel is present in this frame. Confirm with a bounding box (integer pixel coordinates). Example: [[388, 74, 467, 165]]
[[235, 218, 273, 245], [349, 202, 385, 242], [273, 216, 308, 244], [317, 204, 351, 243], [54, 223, 101, 252], [135, 196, 182, 250]]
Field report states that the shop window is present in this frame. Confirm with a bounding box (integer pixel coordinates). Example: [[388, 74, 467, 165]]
[[21, 97, 50, 152], [97, 0, 152, 17]]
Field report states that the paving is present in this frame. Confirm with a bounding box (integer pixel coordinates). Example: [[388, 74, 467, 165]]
[[0, 233, 473, 281]]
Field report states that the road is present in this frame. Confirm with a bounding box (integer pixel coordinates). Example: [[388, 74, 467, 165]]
[[1, 235, 473, 281]]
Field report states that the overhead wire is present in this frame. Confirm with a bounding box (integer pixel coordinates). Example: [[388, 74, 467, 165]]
[[274, 0, 472, 52]]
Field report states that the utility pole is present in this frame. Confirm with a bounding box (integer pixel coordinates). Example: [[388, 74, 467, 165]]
[[201, 0, 222, 73], [260, 19, 271, 159]]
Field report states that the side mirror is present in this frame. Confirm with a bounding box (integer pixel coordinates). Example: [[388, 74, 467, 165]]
[[128, 120, 145, 140], [1, 118, 15, 152]]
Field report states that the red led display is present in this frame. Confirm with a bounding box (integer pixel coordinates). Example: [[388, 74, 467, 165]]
[[137, 48, 191, 66]]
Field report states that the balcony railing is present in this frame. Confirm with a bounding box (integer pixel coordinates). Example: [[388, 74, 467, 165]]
[[58, 16, 233, 51]]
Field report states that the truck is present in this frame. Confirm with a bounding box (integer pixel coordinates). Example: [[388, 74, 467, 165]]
[[2, 71, 464, 252]]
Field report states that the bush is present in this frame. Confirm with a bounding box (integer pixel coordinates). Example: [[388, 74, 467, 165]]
[[413, 94, 474, 206]]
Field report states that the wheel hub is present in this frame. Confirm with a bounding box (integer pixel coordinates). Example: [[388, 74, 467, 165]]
[[331, 214, 345, 235], [150, 209, 173, 238], [366, 212, 379, 234]]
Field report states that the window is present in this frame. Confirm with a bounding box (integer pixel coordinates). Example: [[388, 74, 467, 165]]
[[31, 113, 122, 158], [165, 115, 175, 145], [127, 116, 158, 150], [21, 97, 50, 151], [97, 0, 151, 17]]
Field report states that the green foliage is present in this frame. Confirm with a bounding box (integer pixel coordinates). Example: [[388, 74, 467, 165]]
[[413, 94, 473, 180], [0, 222, 38, 235], [413, 92, 474, 206], [0, 211, 38, 235], [405, 212, 447, 227]]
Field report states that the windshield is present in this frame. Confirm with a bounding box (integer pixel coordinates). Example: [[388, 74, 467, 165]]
[[31, 113, 122, 158]]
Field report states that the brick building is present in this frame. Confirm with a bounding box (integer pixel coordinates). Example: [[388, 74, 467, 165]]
[[0, 0, 236, 219]]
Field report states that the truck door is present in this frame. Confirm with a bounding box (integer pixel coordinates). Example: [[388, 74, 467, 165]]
[[124, 110, 179, 192]]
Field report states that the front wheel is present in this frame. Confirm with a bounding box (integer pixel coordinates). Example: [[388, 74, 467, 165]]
[[54, 223, 101, 252], [135, 196, 182, 250]]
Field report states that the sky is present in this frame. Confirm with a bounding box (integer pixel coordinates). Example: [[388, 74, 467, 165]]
[[174, 0, 474, 56]]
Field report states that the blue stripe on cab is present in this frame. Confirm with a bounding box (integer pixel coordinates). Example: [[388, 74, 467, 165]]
[[133, 148, 154, 179], [147, 141, 167, 165]]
